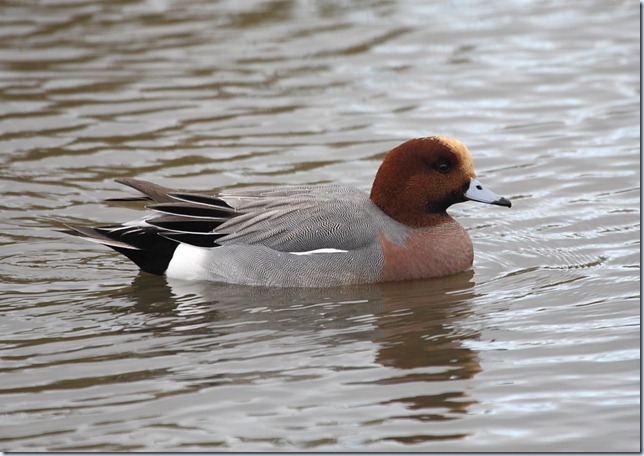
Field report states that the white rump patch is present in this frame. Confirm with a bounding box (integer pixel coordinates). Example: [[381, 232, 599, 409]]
[[288, 248, 348, 256], [166, 243, 209, 281]]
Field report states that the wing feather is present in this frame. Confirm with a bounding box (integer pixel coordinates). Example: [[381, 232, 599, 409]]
[[213, 186, 381, 252], [88, 180, 385, 252]]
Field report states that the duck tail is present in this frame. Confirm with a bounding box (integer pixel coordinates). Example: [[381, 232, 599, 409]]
[[62, 178, 236, 275], [61, 223, 178, 276]]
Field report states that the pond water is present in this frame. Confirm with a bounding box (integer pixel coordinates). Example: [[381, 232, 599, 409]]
[[0, 0, 639, 452]]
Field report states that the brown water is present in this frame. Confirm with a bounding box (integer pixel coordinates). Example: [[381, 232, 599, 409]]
[[0, 0, 639, 451]]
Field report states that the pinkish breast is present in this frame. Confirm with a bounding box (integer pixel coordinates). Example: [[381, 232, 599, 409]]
[[379, 222, 474, 282]]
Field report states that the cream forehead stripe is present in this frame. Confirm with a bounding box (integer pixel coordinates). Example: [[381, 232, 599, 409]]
[[431, 136, 475, 175], [431, 135, 470, 156]]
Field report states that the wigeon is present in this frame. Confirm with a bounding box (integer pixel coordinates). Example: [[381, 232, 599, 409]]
[[63, 136, 511, 287]]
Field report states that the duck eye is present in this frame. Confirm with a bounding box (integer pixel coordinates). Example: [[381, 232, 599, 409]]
[[435, 162, 450, 173]]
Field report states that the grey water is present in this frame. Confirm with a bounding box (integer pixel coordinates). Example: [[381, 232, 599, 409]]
[[0, 0, 639, 451]]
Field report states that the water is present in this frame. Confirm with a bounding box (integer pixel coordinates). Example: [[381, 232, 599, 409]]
[[0, 0, 639, 451]]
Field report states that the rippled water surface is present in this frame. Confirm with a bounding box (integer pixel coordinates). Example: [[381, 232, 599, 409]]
[[0, 0, 639, 451]]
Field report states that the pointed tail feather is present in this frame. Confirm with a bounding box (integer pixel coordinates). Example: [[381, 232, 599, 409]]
[[61, 178, 237, 275], [114, 178, 177, 203], [62, 223, 178, 276]]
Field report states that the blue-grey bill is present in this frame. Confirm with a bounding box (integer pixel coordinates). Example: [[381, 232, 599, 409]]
[[465, 178, 512, 208]]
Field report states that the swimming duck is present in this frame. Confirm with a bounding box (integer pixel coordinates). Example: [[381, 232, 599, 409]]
[[63, 136, 511, 287]]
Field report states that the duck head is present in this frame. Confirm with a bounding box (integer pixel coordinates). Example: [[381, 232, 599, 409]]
[[370, 136, 511, 227]]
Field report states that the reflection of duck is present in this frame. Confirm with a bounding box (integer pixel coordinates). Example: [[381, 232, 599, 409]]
[[115, 270, 481, 444], [375, 272, 480, 377], [373, 274, 482, 443], [64, 136, 510, 286]]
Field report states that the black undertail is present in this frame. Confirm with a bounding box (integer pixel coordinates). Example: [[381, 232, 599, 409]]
[[62, 178, 241, 275], [61, 224, 179, 275]]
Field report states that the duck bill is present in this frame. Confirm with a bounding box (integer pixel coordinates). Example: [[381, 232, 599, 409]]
[[464, 178, 512, 208]]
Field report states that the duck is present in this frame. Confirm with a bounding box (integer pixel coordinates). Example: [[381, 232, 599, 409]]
[[63, 136, 511, 287]]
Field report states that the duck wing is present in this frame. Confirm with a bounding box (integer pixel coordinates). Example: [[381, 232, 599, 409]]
[[147, 184, 384, 252]]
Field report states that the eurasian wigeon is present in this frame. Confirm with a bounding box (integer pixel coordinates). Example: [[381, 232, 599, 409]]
[[64, 136, 511, 287]]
